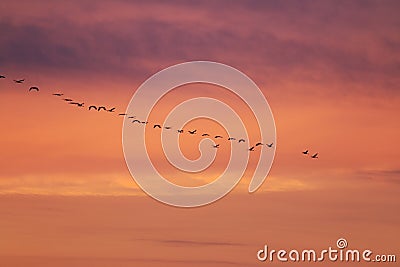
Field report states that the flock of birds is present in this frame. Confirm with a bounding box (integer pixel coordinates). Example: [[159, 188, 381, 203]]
[[0, 74, 318, 158]]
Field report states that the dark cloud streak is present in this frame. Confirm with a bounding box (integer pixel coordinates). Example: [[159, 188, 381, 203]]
[[0, 0, 399, 93]]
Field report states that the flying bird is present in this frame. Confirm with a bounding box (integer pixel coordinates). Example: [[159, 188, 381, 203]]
[[238, 139, 246, 143], [13, 79, 24, 83], [215, 135, 223, 139], [153, 124, 161, 129], [177, 129, 184, 133], [63, 98, 73, 102], [202, 133, 210, 136], [29, 86, 39, 92], [302, 150, 309, 155], [88, 105, 97, 111], [132, 119, 141, 123], [107, 107, 116, 112], [53, 93, 63, 96], [213, 144, 220, 148], [98, 106, 106, 111], [249, 146, 255, 151], [266, 143, 274, 147], [228, 137, 236, 141], [0, 75, 5, 79], [141, 121, 148, 124], [128, 116, 136, 119], [118, 113, 127, 116], [188, 130, 197, 135], [311, 153, 318, 159], [164, 126, 172, 130], [70, 102, 84, 107], [255, 142, 263, 146]]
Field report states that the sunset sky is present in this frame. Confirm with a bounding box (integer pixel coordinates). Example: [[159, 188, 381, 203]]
[[0, 0, 399, 266]]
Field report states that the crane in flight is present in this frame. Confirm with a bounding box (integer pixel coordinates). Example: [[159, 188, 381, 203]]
[[14, 79, 24, 83], [29, 86, 39, 92]]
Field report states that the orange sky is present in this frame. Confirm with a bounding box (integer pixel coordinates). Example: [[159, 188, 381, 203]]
[[0, 0, 399, 266]]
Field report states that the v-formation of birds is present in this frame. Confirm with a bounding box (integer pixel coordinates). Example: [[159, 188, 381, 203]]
[[1, 74, 318, 157]]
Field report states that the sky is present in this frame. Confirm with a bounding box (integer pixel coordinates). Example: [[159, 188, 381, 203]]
[[0, 0, 399, 266]]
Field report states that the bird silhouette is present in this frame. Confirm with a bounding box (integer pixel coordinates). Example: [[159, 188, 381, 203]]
[[1, 69, 296, 160], [70, 102, 84, 107], [311, 153, 318, 159], [302, 150, 309, 155]]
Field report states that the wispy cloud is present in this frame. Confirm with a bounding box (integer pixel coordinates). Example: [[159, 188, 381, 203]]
[[140, 238, 244, 247], [1, 0, 399, 95], [355, 169, 400, 184]]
